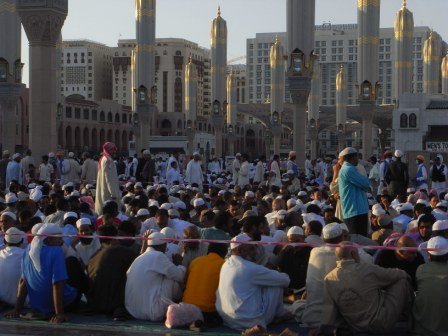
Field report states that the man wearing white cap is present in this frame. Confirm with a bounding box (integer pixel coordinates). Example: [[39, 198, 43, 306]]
[[412, 236, 448, 335], [323, 242, 412, 334], [216, 234, 290, 331], [286, 170, 301, 195], [268, 155, 282, 188], [75, 218, 100, 267], [338, 148, 371, 236], [6, 153, 22, 187], [0, 228, 25, 306], [253, 156, 265, 185], [238, 154, 250, 187], [185, 152, 203, 191], [125, 232, 185, 321], [231, 153, 241, 185], [384, 150, 409, 198], [286, 151, 298, 178]]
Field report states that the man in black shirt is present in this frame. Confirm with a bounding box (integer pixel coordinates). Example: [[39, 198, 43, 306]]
[[375, 235, 424, 290], [385, 150, 409, 199]]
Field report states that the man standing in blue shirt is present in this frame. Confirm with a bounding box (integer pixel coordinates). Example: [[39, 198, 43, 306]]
[[338, 147, 371, 236], [5, 223, 78, 323]]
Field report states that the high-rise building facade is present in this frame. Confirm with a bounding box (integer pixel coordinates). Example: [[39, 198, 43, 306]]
[[61, 40, 113, 101], [111, 38, 211, 115], [246, 24, 445, 106]]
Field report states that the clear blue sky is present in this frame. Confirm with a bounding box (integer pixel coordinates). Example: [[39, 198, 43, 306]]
[[21, 0, 448, 84]]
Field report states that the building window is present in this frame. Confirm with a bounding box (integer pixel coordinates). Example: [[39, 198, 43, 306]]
[[83, 109, 89, 120], [409, 113, 417, 128], [400, 113, 408, 128], [65, 107, 72, 118], [174, 77, 183, 112], [92, 110, 97, 120]]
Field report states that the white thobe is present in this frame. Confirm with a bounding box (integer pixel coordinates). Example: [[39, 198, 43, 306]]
[[185, 160, 203, 189], [232, 159, 241, 184], [81, 159, 98, 184], [208, 161, 221, 174], [66, 158, 82, 184], [238, 161, 250, 186], [168, 218, 192, 238], [216, 255, 290, 330], [95, 156, 121, 215], [301, 245, 372, 327], [0, 246, 25, 305], [253, 161, 264, 183], [305, 159, 313, 179], [125, 247, 185, 321], [166, 156, 180, 178], [76, 238, 101, 267], [269, 161, 281, 187], [166, 167, 182, 186], [38, 163, 54, 182]]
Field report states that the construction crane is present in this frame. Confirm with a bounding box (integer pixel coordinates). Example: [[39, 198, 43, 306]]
[[228, 56, 246, 64]]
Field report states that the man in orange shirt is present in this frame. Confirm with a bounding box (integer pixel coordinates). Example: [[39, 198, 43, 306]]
[[182, 242, 228, 329]]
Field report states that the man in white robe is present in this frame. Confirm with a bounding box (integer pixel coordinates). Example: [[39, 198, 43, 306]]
[[166, 161, 182, 186], [232, 154, 241, 185], [75, 218, 100, 267], [268, 156, 282, 188], [253, 157, 265, 184], [216, 234, 290, 330], [95, 143, 121, 215], [185, 152, 203, 191], [125, 232, 185, 321], [81, 152, 98, 185], [238, 154, 250, 187], [0, 228, 25, 306], [66, 152, 82, 184]]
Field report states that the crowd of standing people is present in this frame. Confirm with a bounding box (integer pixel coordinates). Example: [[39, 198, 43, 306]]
[[0, 144, 447, 335]]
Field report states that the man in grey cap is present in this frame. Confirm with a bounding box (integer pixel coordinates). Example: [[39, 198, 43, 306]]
[[0, 150, 11, 191]]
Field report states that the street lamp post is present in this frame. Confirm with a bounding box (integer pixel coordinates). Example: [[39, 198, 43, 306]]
[[186, 119, 195, 156], [287, 49, 316, 171], [265, 130, 272, 159], [308, 118, 318, 159], [337, 123, 346, 153], [271, 110, 282, 155], [227, 124, 236, 156], [211, 99, 225, 159]]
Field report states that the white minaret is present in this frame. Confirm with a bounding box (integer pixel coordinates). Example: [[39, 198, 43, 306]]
[[393, 0, 414, 102], [270, 35, 285, 155], [442, 52, 448, 94], [336, 65, 347, 151], [0, 0, 22, 153], [210, 6, 227, 158], [357, 0, 380, 158], [423, 31, 441, 94], [185, 57, 198, 124], [308, 62, 320, 123]]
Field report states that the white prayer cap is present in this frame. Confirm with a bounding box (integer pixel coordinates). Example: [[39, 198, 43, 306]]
[[274, 209, 288, 220], [289, 151, 296, 157], [63, 212, 78, 220], [143, 150, 151, 155], [394, 150, 403, 158], [322, 223, 343, 240], [28, 183, 36, 190], [168, 208, 180, 218], [147, 232, 166, 246], [12, 153, 21, 160], [193, 198, 205, 207], [371, 203, 386, 216], [245, 191, 255, 198], [134, 182, 143, 189], [69, 190, 80, 198], [433, 220, 448, 231], [230, 233, 251, 250], [48, 152, 55, 158], [31, 223, 44, 235], [5, 193, 18, 204], [235, 153, 242, 157], [287, 226, 304, 236], [416, 199, 429, 206], [288, 203, 302, 213], [160, 203, 172, 210], [218, 190, 226, 196], [287, 170, 295, 175], [68, 152, 75, 158], [338, 147, 357, 158], [193, 151, 200, 156], [62, 182, 74, 190], [1, 212, 17, 221], [397, 202, 414, 212], [427, 236, 448, 256], [5, 227, 24, 244], [287, 198, 296, 208], [148, 200, 159, 208], [173, 201, 186, 210], [86, 184, 94, 190], [407, 188, 415, 193], [160, 227, 176, 239], [17, 191, 28, 201], [29, 189, 42, 203], [136, 208, 150, 217], [76, 218, 91, 229]]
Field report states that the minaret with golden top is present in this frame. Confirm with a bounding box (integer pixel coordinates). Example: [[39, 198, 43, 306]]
[[185, 57, 198, 124], [441, 52, 448, 94], [423, 31, 441, 94]]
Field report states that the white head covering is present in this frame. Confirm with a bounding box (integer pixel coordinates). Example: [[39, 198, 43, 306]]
[[394, 150, 403, 158], [160, 227, 176, 239], [136, 208, 150, 217], [230, 233, 251, 250], [76, 218, 91, 230], [29, 223, 62, 272], [427, 236, 448, 256], [5, 227, 24, 244], [147, 232, 166, 246], [63, 212, 78, 221], [287, 226, 304, 236], [193, 198, 205, 207], [168, 208, 180, 218], [160, 203, 172, 210], [371, 203, 386, 216], [173, 201, 186, 210], [322, 223, 343, 240], [1, 211, 17, 221], [29, 189, 43, 202]]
